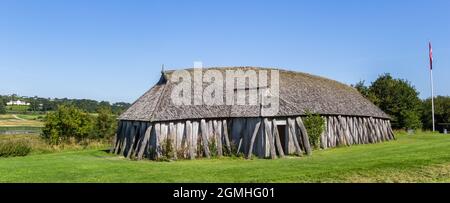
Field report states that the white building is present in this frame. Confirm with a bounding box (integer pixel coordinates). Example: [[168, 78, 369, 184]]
[[6, 100, 30, 106]]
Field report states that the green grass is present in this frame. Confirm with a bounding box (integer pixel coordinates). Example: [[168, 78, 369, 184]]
[[6, 105, 29, 113], [0, 132, 450, 183]]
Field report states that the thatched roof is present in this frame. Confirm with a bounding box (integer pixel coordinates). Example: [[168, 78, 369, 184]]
[[119, 67, 389, 121]]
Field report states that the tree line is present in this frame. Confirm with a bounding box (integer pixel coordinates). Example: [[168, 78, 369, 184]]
[[0, 94, 130, 115], [353, 73, 449, 131]]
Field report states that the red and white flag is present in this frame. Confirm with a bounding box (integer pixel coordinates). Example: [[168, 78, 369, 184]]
[[429, 42, 433, 70]]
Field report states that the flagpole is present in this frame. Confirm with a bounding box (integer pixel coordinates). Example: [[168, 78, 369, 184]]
[[429, 42, 435, 132], [430, 67, 435, 132]]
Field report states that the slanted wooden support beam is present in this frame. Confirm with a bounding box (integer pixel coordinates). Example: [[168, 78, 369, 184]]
[[243, 119, 254, 155], [111, 121, 123, 153], [111, 133, 118, 153], [126, 124, 137, 158], [272, 118, 285, 158], [338, 116, 348, 146], [296, 117, 312, 155], [120, 122, 132, 156], [288, 118, 303, 156], [222, 119, 231, 154], [132, 122, 146, 158], [137, 124, 152, 160], [246, 119, 262, 159], [232, 118, 247, 155], [264, 118, 277, 159], [117, 121, 130, 155]]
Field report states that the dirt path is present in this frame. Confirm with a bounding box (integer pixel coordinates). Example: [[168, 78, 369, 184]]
[[12, 114, 26, 121]]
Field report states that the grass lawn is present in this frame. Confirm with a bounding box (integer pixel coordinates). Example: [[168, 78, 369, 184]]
[[0, 132, 450, 183]]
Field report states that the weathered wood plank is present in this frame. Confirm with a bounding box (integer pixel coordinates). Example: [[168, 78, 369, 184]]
[[176, 122, 186, 158], [126, 123, 138, 158], [231, 118, 246, 154], [246, 119, 262, 159], [264, 118, 277, 159], [222, 119, 231, 155], [117, 121, 129, 154], [288, 117, 302, 156], [132, 122, 146, 158], [272, 118, 285, 158], [214, 120, 223, 157], [185, 120, 194, 159], [120, 121, 132, 156], [137, 124, 153, 160], [296, 117, 312, 155], [154, 122, 162, 159], [169, 122, 177, 159], [111, 121, 123, 153], [200, 119, 211, 158], [192, 121, 199, 158], [243, 118, 255, 155], [320, 116, 327, 149]]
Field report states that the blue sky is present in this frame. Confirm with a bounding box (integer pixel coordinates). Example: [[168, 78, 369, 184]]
[[1, 0, 449, 103]]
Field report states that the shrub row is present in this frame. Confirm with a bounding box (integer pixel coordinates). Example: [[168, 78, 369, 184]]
[[0, 139, 32, 157]]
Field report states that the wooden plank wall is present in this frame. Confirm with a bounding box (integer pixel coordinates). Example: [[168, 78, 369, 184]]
[[113, 116, 395, 160]]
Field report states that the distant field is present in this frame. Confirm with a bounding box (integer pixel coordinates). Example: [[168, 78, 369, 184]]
[[5, 105, 29, 113], [0, 114, 43, 127], [0, 132, 449, 183], [0, 114, 44, 135], [15, 114, 44, 120]]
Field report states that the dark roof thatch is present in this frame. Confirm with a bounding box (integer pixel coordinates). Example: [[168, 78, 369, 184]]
[[119, 67, 389, 121]]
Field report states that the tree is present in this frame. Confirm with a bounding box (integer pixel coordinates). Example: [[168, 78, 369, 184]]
[[112, 102, 131, 115], [0, 99, 6, 114], [95, 107, 117, 139], [303, 112, 325, 149], [41, 105, 95, 144], [355, 74, 422, 130], [352, 80, 378, 104], [422, 96, 450, 130], [401, 110, 422, 130]]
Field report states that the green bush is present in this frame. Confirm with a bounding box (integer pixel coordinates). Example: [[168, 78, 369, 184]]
[[162, 138, 174, 159], [176, 145, 187, 159], [0, 140, 32, 157], [41, 105, 95, 145], [303, 113, 325, 149], [42, 105, 118, 145], [402, 110, 422, 130], [94, 107, 117, 139], [208, 138, 218, 157]]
